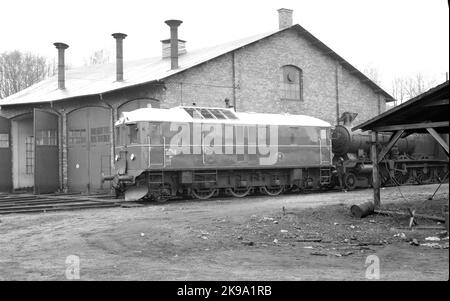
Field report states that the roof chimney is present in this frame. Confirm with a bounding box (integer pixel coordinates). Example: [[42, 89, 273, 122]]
[[164, 19, 183, 69], [53, 42, 69, 89], [277, 8, 293, 30], [112, 33, 127, 81]]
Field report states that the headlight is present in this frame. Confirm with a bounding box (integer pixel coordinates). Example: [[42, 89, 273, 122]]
[[130, 153, 135, 161]]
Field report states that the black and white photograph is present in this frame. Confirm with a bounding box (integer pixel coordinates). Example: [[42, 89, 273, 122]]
[[0, 0, 448, 285]]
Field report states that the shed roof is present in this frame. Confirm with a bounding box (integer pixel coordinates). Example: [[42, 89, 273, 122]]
[[353, 81, 449, 133], [1, 24, 394, 107]]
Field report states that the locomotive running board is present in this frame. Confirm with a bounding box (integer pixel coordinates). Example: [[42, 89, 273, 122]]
[[124, 186, 149, 202]]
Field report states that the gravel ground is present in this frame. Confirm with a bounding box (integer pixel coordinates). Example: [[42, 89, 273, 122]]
[[0, 183, 448, 281]]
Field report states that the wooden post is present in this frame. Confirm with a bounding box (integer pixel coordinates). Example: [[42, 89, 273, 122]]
[[371, 131, 380, 208]]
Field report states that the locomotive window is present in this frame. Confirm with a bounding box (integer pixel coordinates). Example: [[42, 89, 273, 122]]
[[289, 127, 299, 145], [320, 129, 327, 140], [199, 109, 215, 119], [0, 133, 9, 148], [115, 126, 128, 145], [115, 127, 120, 145], [210, 109, 227, 119], [183, 107, 238, 120], [221, 110, 238, 120], [184, 108, 196, 118], [128, 124, 139, 144]]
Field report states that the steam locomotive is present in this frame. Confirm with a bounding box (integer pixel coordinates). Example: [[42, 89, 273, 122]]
[[332, 112, 449, 190], [103, 106, 448, 202]]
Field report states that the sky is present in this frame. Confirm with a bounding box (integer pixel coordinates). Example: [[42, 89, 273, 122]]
[[0, 0, 448, 92]]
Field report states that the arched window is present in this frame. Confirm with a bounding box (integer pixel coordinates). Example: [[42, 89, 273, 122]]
[[281, 65, 303, 101]]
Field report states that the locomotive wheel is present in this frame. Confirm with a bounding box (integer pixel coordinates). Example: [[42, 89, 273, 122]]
[[415, 169, 432, 185], [226, 187, 252, 198], [260, 185, 284, 196], [343, 172, 357, 191], [191, 188, 218, 200], [394, 170, 410, 185]]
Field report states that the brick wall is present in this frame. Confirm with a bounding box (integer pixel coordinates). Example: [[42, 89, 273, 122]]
[[159, 28, 387, 126]]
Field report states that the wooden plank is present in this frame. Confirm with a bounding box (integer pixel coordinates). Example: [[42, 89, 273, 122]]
[[373, 121, 449, 132], [426, 127, 449, 155], [377, 130, 405, 163]]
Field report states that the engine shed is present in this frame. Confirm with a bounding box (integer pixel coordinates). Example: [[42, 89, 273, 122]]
[[0, 9, 394, 195], [353, 81, 449, 207]]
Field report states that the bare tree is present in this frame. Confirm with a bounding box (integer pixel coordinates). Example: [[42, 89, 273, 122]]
[[0, 51, 54, 99], [390, 73, 437, 106], [84, 49, 110, 66], [391, 77, 408, 105]]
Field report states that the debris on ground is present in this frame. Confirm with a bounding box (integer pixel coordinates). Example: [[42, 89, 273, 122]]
[[425, 236, 441, 241], [310, 251, 327, 256], [420, 243, 441, 248], [296, 238, 322, 242], [410, 239, 420, 246], [394, 233, 407, 239], [241, 241, 254, 246]]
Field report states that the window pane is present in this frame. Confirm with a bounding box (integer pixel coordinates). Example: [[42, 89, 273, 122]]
[[281, 66, 303, 101], [0, 134, 9, 148]]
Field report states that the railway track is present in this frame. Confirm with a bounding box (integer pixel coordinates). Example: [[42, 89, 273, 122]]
[[0, 193, 122, 215]]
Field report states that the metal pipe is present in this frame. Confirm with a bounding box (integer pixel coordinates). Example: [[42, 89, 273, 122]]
[[112, 33, 127, 81], [165, 20, 183, 70], [53, 42, 69, 89]]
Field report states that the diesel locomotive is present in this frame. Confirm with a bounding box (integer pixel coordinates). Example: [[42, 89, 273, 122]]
[[104, 106, 448, 201], [105, 106, 334, 201]]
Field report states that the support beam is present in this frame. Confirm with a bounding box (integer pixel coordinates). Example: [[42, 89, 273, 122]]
[[377, 130, 405, 163], [371, 131, 380, 208], [373, 121, 449, 132], [426, 127, 449, 155]]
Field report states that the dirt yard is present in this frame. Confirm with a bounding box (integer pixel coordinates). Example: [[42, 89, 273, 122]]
[[0, 184, 448, 281]]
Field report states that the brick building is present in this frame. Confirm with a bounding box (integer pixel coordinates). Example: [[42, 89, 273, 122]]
[[0, 9, 394, 194]]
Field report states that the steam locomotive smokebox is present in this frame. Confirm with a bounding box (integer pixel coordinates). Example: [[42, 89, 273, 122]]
[[351, 201, 375, 218]]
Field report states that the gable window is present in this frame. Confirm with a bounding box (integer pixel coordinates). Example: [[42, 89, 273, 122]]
[[281, 65, 303, 101]]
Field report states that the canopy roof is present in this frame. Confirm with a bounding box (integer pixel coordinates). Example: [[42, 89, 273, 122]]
[[353, 81, 449, 134]]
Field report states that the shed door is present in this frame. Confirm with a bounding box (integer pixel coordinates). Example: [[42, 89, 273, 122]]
[[0, 116, 12, 192], [34, 109, 59, 194], [67, 107, 111, 193]]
